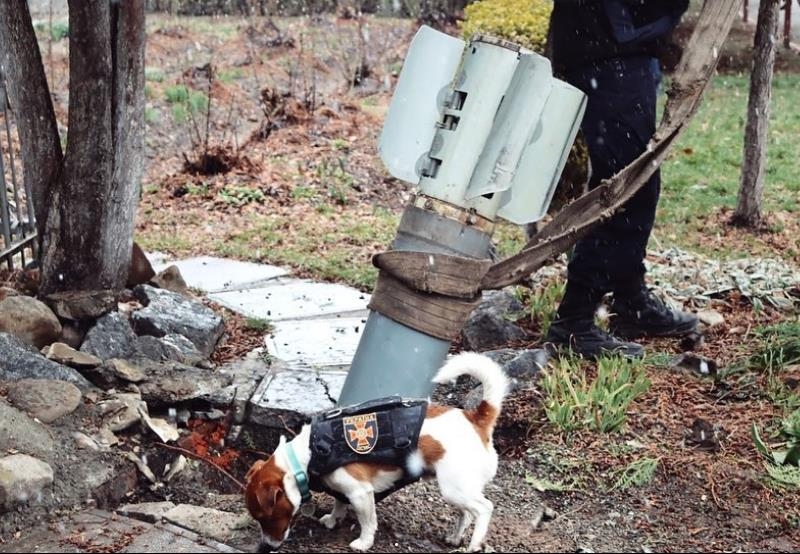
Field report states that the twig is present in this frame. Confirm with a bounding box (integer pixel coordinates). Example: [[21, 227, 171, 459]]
[[278, 414, 298, 437], [154, 442, 245, 491]]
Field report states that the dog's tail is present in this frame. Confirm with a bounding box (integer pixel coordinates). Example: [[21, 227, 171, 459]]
[[432, 352, 509, 436]]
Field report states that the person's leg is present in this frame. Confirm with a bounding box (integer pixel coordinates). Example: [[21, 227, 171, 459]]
[[546, 58, 658, 358], [547, 57, 696, 350], [547, 55, 698, 356]]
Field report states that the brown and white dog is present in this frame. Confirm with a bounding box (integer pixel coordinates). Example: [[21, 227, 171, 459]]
[[244, 352, 509, 552]]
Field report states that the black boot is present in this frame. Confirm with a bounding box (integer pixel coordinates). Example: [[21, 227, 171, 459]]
[[544, 281, 644, 360], [546, 317, 645, 360], [610, 285, 698, 339]]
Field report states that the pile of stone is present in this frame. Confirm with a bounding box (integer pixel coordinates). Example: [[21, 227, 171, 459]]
[[0, 259, 236, 519]]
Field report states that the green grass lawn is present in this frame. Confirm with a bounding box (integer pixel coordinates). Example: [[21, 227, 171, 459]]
[[657, 74, 800, 253]]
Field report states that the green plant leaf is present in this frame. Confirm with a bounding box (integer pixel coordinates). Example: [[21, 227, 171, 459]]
[[752, 423, 772, 461]]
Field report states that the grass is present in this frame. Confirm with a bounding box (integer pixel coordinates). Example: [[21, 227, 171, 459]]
[[244, 317, 273, 333], [657, 74, 800, 256], [211, 207, 400, 290], [749, 320, 800, 373], [515, 280, 565, 337], [540, 354, 651, 434]]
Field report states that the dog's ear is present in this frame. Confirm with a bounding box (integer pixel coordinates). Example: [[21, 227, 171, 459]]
[[245, 460, 267, 483], [255, 485, 283, 516]]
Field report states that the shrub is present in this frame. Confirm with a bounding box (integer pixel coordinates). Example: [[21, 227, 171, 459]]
[[460, 0, 552, 54]]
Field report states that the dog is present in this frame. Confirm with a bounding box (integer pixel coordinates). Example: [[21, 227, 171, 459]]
[[244, 351, 509, 552]]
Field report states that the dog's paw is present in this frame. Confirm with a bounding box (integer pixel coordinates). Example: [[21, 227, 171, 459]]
[[445, 535, 463, 547], [348, 537, 373, 551], [319, 514, 339, 530]]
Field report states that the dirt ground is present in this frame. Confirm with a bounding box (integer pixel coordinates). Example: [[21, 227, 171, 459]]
[[13, 8, 800, 554]]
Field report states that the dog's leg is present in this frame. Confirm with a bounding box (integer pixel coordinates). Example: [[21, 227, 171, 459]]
[[346, 491, 377, 552], [319, 498, 347, 529], [445, 510, 473, 546], [465, 496, 493, 553]]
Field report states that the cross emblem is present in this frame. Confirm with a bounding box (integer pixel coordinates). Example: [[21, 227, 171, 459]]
[[348, 421, 375, 449], [343, 412, 379, 454]]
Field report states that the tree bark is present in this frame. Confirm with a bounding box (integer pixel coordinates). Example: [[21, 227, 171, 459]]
[[0, 0, 63, 239], [733, 0, 779, 227], [39, 0, 145, 295]]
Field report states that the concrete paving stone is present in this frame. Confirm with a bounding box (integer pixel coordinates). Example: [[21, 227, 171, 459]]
[[208, 279, 370, 322], [0, 509, 242, 553], [267, 315, 367, 369], [163, 504, 252, 544], [248, 369, 347, 428], [152, 256, 288, 293]]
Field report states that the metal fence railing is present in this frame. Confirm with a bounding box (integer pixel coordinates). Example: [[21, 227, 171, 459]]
[[0, 67, 37, 271]]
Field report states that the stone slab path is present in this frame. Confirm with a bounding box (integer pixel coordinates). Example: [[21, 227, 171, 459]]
[[152, 254, 369, 419], [0, 509, 242, 553]]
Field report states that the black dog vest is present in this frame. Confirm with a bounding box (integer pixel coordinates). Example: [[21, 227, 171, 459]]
[[307, 396, 428, 504]]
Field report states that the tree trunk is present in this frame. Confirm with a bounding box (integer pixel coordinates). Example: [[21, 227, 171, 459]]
[[39, 0, 145, 295], [733, 0, 779, 227], [0, 0, 63, 239]]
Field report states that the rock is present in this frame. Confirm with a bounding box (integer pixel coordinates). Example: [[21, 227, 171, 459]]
[[117, 501, 176, 523], [0, 286, 20, 301], [697, 309, 725, 328], [138, 405, 179, 443], [43, 289, 117, 321], [0, 454, 54, 511], [462, 290, 527, 351], [151, 265, 192, 297], [135, 360, 233, 407], [132, 285, 224, 357], [73, 431, 101, 451], [93, 427, 120, 448], [80, 311, 138, 360], [43, 342, 102, 368], [127, 241, 156, 288], [0, 400, 54, 459], [685, 418, 723, 451], [161, 333, 205, 365], [6, 379, 82, 423], [82, 358, 147, 389], [669, 353, 718, 377], [134, 333, 204, 366], [58, 319, 89, 349], [486, 348, 548, 381], [463, 349, 548, 410], [217, 347, 274, 424], [162, 504, 251, 543], [0, 295, 62, 349], [87, 463, 139, 509], [0, 332, 91, 388], [95, 391, 146, 432]]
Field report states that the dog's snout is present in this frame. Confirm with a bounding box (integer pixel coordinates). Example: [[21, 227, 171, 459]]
[[256, 540, 281, 553]]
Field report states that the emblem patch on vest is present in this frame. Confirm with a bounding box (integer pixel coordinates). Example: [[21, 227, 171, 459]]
[[343, 412, 379, 454]]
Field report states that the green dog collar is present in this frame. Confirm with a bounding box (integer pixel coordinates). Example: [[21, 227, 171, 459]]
[[285, 442, 311, 504]]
